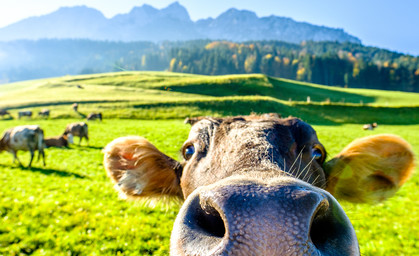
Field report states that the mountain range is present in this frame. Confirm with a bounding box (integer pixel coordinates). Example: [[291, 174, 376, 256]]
[[0, 2, 361, 44]]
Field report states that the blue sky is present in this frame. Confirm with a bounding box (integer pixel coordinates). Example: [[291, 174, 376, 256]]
[[1, 0, 418, 56]]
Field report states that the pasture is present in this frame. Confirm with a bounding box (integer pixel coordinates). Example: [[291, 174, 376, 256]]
[[0, 119, 417, 255], [0, 71, 418, 255]]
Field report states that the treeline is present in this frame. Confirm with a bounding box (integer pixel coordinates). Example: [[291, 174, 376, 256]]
[[168, 41, 419, 92], [1, 39, 419, 92]]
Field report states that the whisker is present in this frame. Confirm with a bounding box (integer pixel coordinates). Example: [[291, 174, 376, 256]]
[[290, 146, 305, 178], [311, 173, 321, 187], [300, 156, 315, 181]]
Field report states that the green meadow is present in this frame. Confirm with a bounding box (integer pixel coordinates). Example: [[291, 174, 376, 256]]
[[0, 71, 418, 255]]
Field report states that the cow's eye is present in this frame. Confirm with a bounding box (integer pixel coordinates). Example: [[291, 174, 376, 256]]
[[183, 144, 195, 160], [312, 145, 326, 164]]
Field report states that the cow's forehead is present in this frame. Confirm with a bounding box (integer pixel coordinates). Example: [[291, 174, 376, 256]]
[[188, 116, 317, 143]]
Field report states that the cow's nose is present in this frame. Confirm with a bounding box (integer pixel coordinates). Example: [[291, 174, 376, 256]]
[[171, 179, 359, 256]]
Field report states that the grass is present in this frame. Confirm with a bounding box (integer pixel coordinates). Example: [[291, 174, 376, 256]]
[[0, 71, 418, 255], [0, 119, 189, 256], [0, 118, 417, 255], [1, 71, 419, 125]]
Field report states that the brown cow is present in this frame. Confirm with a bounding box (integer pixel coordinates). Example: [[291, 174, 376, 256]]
[[87, 112, 102, 121], [64, 122, 88, 145], [72, 103, 78, 112], [103, 115, 414, 255], [38, 109, 50, 118], [44, 133, 73, 148], [0, 125, 46, 168]]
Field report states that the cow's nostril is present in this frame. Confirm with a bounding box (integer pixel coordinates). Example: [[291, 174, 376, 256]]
[[309, 196, 357, 254], [196, 198, 226, 238], [309, 200, 331, 248]]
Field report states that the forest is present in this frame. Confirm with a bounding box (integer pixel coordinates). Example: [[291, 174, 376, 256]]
[[1, 39, 419, 92], [166, 40, 419, 92]]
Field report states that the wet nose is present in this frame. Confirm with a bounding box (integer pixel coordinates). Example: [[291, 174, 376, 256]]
[[171, 179, 359, 255]]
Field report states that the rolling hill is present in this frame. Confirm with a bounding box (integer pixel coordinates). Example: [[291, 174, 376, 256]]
[[1, 71, 418, 125]]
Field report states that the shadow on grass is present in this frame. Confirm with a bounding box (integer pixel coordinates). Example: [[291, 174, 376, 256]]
[[0, 164, 86, 179], [70, 145, 103, 150], [159, 75, 376, 105], [132, 99, 419, 125], [29, 167, 87, 179]]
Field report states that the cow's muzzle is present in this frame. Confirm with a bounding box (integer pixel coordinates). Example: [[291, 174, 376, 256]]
[[171, 177, 359, 256]]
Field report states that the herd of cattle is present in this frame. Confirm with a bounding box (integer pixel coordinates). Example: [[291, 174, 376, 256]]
[[0, 108, 102, 121], [0, 104, 104, 168], [0, 122, 89, 168]]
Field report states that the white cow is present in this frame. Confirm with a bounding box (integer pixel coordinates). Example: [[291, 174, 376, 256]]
[[0, 125, 45, 168]]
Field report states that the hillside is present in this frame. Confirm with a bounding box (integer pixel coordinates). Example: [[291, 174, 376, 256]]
[[0, 2, 360, 44], [1, 71, 418, 125]]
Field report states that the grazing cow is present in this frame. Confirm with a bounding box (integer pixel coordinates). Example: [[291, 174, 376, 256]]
[[103, 115, 415, 255], [38, 109, 50, 118], [87, 112, 102, 121], [0, 125, 45, 168], [64, 122, 88, 145], [363, 122, 378, 130], [0, 109, 12, 119], [44, 133, 73, 148], [18, 110, 32, 119], [72, 103, 78, 112]]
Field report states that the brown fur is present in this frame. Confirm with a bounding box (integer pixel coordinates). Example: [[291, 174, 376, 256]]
[[44, 134, 69, 148], [72, 103, 78, 112], [87, 112, 102, 121], [325, 134, 415, 203], [103, 136, 183, 200], [38, 109, 50, 117]]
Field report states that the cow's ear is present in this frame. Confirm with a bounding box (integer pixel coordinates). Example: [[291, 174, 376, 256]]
[[103, 136, 183, 200], [324, 134, 415, 204]]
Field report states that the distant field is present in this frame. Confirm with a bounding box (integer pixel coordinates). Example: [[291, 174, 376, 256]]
[[0, 72, 418, 255], [0, 119, 417, 255], [1, 71, 419, 124]]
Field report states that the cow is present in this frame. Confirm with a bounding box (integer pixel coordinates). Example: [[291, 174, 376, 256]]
[[72, 103, 78, 112], [64, 122, 88, 145], [103, 115, 415, 255], [38, 109, 50, 118], [0, 109, 12, 119], [87, 112, 102, 121], [0, 125, 46, 168], [18, 110, 32, 119], [363, 122, 378, 130], [44, 133, 73, 148]]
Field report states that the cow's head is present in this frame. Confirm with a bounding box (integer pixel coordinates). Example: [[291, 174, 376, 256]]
[[103, 116, 415, 255]]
